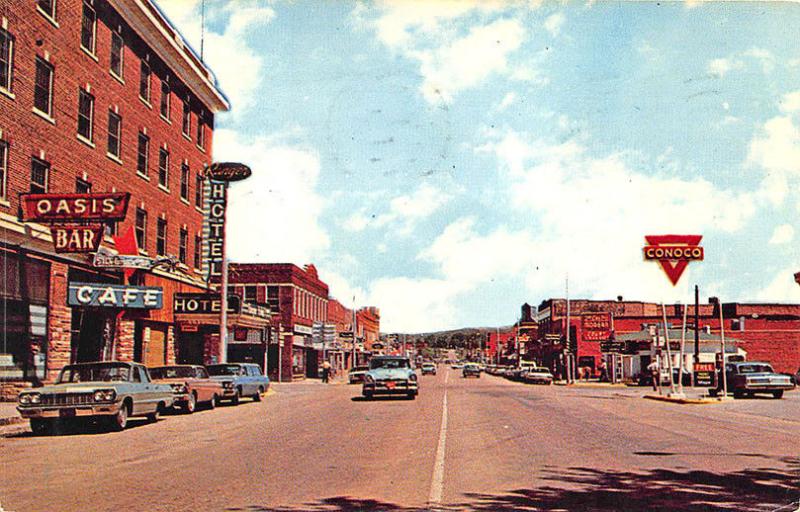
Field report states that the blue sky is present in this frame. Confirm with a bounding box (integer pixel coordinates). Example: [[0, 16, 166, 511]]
[[158, 0, 800, 332]]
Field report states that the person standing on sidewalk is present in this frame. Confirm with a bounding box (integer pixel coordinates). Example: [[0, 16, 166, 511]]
[[647, 361, 660, 392], [321, 360, 331, 383]]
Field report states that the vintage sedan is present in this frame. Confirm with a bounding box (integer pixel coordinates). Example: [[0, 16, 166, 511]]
[[348, 365, 370, 384], [149, 365, 223, 413], [207, 363, 269, 404], [421, 362, 437, 375], [711, 361, 796, 399], [362, 356, 418, 399], [17, 361, 174, 434], [462, 363, 481, 378], [522, 367, 554, 385]]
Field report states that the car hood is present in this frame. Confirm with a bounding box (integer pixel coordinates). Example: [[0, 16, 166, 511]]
[[367, 368, 414, 380]]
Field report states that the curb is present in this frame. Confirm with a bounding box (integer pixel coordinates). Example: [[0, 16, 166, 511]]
[[555, 382, 628, 388], [643, 394, 729, 405]]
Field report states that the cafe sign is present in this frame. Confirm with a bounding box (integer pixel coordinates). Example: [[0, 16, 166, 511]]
[[20, 193, 130, 222], [68, 282, 163, 309], [643, 235, 704, 286]]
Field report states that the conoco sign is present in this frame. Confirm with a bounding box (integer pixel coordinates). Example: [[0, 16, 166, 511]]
[[643, 235, 704, 285], [20, 192, 130, 222], [207, 162, 252, 182]]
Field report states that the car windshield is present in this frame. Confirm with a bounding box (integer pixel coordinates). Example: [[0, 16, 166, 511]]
[[738, 364, 774, 374], [370, 359, 409, 370], [57, 363, 131, 383], [206, 365, 242, 376], [533, 368, 551, 373], [423, 363, 434, 368], [150, 366, 195, 379]]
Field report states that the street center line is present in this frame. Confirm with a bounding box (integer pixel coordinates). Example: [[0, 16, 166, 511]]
[[428, 370, 448, 507]]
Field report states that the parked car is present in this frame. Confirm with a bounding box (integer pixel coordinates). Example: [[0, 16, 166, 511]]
[[362, 355, 418, 400], [206, 363, 269, 405], [462, 363, 481, 378], [522, 367, 554, 385], [149, 365, 223, 413], [421, 362, 437, 375], [348, 365, 370, 384], [17, 361, 174, 434], [710, 361, 796, 399], [451, 362, 464, 369]]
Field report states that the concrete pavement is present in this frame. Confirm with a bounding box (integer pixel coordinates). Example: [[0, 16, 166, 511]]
[[1, 367, 798, 511]]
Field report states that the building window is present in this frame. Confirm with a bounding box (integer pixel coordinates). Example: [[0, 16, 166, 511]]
[[80, 2, 96, 54], [244, 286, 258, 304], [0, 140, 7, 200], [75, 178, 91, 193], [110, 30, 124, 79], [139, 59, 150, 102], [156, 218, 167, 256], [179, 227, 187, 264], [193, 234, 201, 269], [135, 208, 147, 250], [34, 58, 53, 117], [267, 286, 279, 311], [182, 98, 190, 136], [107, 111, 121, 158], [0, 28, 14, 93], [30, 158, 49, 193], [196, 115, 205, 149], [37, 0, 56, 20], [195, 174, 203, 207], [180, 163, 189, 200], [160, 80, 170, 119], [77, 89, 94, 141], [136, 132, 149, 176], [158, 148, 169, 188]]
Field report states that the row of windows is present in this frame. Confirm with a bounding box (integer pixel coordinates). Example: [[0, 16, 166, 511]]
[[133, 208, 202, 268], [293, 289, 327, 322], [0, 3, 208, 148], [230, 285, 282, 313]]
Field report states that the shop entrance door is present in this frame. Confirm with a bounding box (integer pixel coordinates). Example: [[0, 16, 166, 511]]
[[144, 326, 167, 367], [71, 309, 110, 363]]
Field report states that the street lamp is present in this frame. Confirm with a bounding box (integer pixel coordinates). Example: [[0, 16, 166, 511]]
[[206, 161, 251, 364]]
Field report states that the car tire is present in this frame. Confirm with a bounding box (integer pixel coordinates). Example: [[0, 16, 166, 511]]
[[733, 390, 744, 399], [111, 402, 129, 431], [407, 392, 416, 400], [253, 386, 264, 402], [147, 403, 163, 423], [231, 389, 241, 406], [364, 392, 373, 400], [773, 390, 784, 399], [30, 418, 51, 436], [208, 394, 218, 409], [184, 393, 197, 414]]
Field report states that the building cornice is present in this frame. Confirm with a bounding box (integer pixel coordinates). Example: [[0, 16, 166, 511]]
[[108, 0, 230, 113]]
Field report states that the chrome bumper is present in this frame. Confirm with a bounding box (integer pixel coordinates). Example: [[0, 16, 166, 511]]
[[17, 403, 121, 419]]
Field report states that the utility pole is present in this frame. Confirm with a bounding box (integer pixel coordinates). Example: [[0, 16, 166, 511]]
[[351, 297, 357, 369], [694, 284, 700, 372], [566, 274, 571, 383], [719, 300, 728, 398]]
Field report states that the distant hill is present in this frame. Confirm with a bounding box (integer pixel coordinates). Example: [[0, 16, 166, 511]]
[[381, 326, 513, 350]]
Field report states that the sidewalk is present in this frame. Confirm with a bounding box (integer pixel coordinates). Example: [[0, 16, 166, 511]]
[[0, 401, 22, 426], [642, 385, 730, 404], [555, 380, 627, 388]]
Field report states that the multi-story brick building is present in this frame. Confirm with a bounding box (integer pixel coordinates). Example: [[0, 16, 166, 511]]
[[228, 263, 329, 381], [357, 306, 380, 351], [0, 0, 228, 397]]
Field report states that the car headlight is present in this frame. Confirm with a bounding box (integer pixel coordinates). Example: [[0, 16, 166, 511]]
[[93, 389, 116, 402], [19, 394, 33, 405], [30, 393, 42, 404], [222, 381, 234, 389], [408, 373, 418, 381]]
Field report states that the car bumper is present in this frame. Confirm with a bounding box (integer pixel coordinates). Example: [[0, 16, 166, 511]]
[[172, 392, 191, 406], [18, 403, 122, 419], [362, 382, 418, 395], [349, 376, 366, 384], [742, 384, 795, 391], [219, 388, 238, 398]]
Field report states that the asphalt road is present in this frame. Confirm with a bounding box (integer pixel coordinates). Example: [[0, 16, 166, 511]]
[[1, 368, 799, 511]]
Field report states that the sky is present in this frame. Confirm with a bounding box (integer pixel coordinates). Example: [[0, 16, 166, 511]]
[[157, 0, 800, 333]]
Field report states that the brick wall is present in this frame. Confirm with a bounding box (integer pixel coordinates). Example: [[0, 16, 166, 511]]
[[46, 261, 71, 381]]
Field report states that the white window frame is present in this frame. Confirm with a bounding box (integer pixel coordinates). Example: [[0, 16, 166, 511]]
[[110, 30, 124, 80], [80, 1, 96, 55], [0, 28, 14, 95]]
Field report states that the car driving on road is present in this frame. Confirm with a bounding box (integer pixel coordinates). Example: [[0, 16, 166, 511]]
[[522, 367, 554, 385], [462, 363, 481, 378], [421, 362, 437, 375], [362, 356, 418, 399], [710, 361, 795, 399]]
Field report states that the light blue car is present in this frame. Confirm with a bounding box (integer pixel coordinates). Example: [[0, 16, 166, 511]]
[[206, 363, 269, 405], [362, 356, 418, 400]]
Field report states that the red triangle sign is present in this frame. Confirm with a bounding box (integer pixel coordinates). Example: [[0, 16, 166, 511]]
[[643, 235, 704, 286]]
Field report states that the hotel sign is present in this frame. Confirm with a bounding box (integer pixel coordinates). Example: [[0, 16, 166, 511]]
[[202, 180, 227, 282], [68, 282, 163, 309], [173, 293, 241, 315], [20, 193, 130, 222], [643, 235, 704, 286]]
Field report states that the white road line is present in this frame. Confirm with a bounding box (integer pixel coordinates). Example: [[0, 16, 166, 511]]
[[428, 370, 449, 507]]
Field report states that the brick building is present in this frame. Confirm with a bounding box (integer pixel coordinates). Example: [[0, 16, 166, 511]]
[[532, 297, 800, 380], [0, 0, 228, 397], [228, 263, 329, 382], [357, 306, 380, 351]]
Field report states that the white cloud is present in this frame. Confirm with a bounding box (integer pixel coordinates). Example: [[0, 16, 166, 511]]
[[757, 267, 800, 302], [497, 92, 518, 111], [477, 129, 757, 302], [357, 2, 531, 104], [218, 129, 330, 263], [544, 13, 565, 36], [748, 112, 800, 206], [780, 91, 800, 113], [707, 57, 743, 78], [743, 47, 775, 74], [157, 1, 275, 113], [342, 184, 452, 235], [769, 224, 794, 245], [366, 277, 465, 332]]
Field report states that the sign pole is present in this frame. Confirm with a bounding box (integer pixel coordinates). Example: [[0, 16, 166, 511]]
[[351, 297, 357, 369], [678, 303, 688, 395], [718, 301, 728, 398], [565, 274, 571, 383], [220, 256, 228, 364], [694, 284, 699, 387], [661, 303, 677, 396]]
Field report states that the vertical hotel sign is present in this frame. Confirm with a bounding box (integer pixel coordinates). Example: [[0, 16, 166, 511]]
[[203, 180, 227, 282]]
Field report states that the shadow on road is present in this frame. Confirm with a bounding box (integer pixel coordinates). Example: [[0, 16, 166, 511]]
[[350, 396, 415, 402], [226, 458, 800, 511]]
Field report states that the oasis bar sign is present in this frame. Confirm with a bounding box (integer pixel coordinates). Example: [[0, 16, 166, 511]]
[[68, 282, 163, 309], [20, 193, 130, 222]]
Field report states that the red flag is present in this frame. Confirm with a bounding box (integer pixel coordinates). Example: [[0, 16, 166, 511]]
[[112, 226, 140, 282]]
